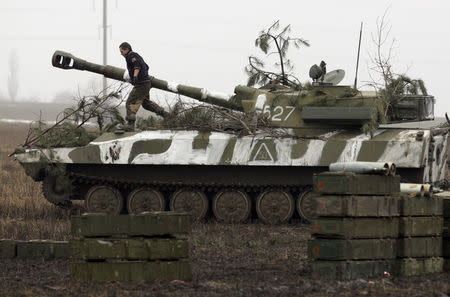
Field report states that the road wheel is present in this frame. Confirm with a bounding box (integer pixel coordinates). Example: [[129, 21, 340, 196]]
[[297, 190, 320, 223], [42, 174, 73, 208], [213, 190, 251, 223], [256, 189, 294, 224], [85, 185, 123, 215], [169, 189, 208, 221], [127, 187, 165, 214]]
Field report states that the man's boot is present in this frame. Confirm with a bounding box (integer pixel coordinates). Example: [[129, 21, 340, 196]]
[[117, 120, 135, 132], [142, 100, 169, 118]]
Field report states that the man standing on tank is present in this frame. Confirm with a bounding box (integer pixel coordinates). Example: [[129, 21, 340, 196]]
[[118, 42, 168, 131]]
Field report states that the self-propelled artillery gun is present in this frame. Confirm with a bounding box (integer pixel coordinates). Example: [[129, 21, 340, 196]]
[[14, 50, 449, 223]]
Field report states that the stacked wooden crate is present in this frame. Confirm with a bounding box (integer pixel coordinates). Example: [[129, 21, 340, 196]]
[[309, 171, 400, 280], [436, 193, 450, 271], [396, 194, 444, 276], [0, 239, 68, 260], [70, 212, 192, 282]]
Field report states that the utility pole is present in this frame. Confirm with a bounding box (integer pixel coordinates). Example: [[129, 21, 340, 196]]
[[102, 0, 107, 92]]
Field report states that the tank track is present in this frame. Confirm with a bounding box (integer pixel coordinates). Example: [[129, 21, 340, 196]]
[[67, 172, 311, 223], [70, 172, 305, 192]]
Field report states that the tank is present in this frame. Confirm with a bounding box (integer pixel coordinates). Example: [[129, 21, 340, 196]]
[[14, 50, 449, 223]]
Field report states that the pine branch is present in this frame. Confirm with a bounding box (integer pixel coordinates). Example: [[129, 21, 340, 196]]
[[246, 21, 309, 88]]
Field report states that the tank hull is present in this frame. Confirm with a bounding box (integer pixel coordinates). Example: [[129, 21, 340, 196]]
[[16, 126, 448, 183], [15, 125, 449, 221]]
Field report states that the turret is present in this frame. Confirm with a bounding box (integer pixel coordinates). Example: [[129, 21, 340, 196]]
[[52, 50, 243, 111], [52, 50, 435, 129]]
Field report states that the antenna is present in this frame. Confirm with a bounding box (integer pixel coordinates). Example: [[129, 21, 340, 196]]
[[102, 0, 107, 92], [353, 22, 363, 89]]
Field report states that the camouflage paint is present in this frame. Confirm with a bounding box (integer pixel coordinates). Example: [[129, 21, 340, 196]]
[[15, 127, 449, 183]]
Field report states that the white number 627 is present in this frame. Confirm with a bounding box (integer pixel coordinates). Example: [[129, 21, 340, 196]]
[[263, 105, 296, 122]]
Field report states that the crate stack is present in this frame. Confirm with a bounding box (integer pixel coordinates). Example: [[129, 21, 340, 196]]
[[70, 212, 192, 282], [436, 192, 450, 272], [396, 193, 444, 276], [309, 170, 400, 280]]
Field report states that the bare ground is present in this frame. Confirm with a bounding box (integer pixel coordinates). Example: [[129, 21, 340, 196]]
[[0, 123, 449, 297]]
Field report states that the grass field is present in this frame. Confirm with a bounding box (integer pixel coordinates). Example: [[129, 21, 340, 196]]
[[0, 124, 70, 241], [0, 122, 449, 297]]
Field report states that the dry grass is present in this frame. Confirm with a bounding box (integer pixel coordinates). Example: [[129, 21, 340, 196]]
[[0, 123, 70, 240]]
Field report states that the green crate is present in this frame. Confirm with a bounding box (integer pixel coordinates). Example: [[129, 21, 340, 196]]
[[434, 193, 450, 218], [310, 260, 394, 280], [308, 238, 396, 260], [444, 259, 450, 272], [71, 260, 192, 282], [397, 237, 442, 258], [311, 218, 399, 239], [314, 195, 399, 217], [69, 238, 189, 260], [16, 240, 68, 260], [444, 218, 449, 237], [443, 238, 450, 257], [398, 216, 443, 237], [444, 198, 450, 218], [313, 172, 400, 195], [395, 257, 443, 276], [400, 196, 443, 216], [71, 212, 191, 238], [0, 240, 17, 259]]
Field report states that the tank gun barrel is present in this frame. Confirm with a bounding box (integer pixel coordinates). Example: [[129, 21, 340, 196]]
[[52, 50, 242, 111]]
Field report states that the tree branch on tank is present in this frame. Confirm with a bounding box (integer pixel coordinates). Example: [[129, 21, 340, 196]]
[[367, 10, 429, 118], [246, 57, 302, 89], [245, 20, 310, 89], [137, 98, 320, 140], [137, 99, 260, 136], [21, 83, 127, 149]]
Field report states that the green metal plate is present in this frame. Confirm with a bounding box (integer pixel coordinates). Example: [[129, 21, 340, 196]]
[[314, 195, 399, 217], [70, 238, 189, 260], [395, 257, 443, 276], [308, 238, 396, 260], [313, 172, 400, 195], [71, 212, 191, 238], [301, 106, 376, 122], [16, 240, 68, 260], [311, 218, 399, 239], [310, 260, 394, 280], [398, 216, 443, 237], [400, 196, 443, 216], [71, 260, 192, 282], [397, 237, 442, 258]]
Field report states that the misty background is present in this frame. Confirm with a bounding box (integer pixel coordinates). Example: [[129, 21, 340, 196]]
[[0, 0, 449, 116]]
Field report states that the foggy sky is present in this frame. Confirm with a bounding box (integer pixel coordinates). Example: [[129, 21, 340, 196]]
[[0, 0, 449, 115]]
